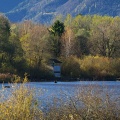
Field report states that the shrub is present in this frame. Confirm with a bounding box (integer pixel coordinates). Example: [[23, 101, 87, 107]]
[[0, 73, 13, 83], [61, 55, 120, 80], [80, 56, 111, 80], [109, 58, 120, 77], [61, 56, 81, 78], [0, 63, 15, 73]]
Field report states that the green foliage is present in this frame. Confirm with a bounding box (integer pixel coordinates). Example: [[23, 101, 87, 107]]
[[109, 58, 120, 77], [0, 13, 120, 80], [0, 14, 10, 55], [61, 56, 81, 78], [64, 14, 73, 27], [0, 14, 10, 40], [47, 35, 61, 57], [49, 20, 65, 37], [75, 35, 89, 57], [90, 15, 120, 57], [61, 56, 120, 80], [0, 62, 15, 73], [48, 20, 65, 57]]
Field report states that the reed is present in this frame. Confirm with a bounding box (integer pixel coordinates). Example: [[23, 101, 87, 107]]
[[0, 80, 119, 120], [0, 79, 43, 120]]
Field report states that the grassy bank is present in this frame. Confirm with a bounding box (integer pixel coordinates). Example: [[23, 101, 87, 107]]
[[0, 81, 120, 120]]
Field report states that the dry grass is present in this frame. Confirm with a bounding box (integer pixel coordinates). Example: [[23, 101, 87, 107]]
[[45, 85, 120, 120], [0, 80, 120, 120], [0, 73, 13, 83], [0, 82, 43, 120]]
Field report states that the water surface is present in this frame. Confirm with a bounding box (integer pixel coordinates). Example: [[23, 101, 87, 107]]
[[0, 81, 120, 110]]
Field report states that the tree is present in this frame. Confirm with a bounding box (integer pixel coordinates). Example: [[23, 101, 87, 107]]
[[8, 24, 26, 74], [61, 14, 75, 57], [64, 14, 73, 27], [18, 21, 48, 67], [75, 35, 89, 57], [0, 14, 10, 40], [62, 14, 90, 57], [17, 21, 50, 78], [61, 27, 75, 57], [0, 14, 11, 65], [50, 20, 65, 37], [90, 15, 120, 57], [48, 20, 65, 57]]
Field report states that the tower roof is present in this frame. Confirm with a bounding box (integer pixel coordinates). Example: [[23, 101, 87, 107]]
[[50, 59, 62, 63]]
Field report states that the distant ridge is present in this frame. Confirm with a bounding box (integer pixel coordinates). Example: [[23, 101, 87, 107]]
[[0, 0, 120, 24]]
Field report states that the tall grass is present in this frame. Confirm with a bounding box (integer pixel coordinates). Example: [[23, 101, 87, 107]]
[[0, 80, 120, 119], [0, 80, 43, 120]]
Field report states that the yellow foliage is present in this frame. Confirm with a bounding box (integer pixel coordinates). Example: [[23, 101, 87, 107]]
[[80, 55, 110, 78], [0, 84, 43, 120]]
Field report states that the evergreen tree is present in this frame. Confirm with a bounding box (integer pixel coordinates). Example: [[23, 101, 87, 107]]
[[48, 20, 65, 57]]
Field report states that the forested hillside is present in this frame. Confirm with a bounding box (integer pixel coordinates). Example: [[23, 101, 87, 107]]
[[0, 0, 120, 24], [0, 13, 120, 81]]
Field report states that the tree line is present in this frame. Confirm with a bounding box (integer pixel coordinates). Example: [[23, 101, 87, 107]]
[[0, 13, 120, 81]]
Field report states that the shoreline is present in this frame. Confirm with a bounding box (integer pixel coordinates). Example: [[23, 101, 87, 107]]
[[0, 77, 119, 83]]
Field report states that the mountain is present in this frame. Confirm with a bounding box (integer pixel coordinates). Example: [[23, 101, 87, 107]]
[[0, 0, 120, 24], [0, 0, 24, 12]]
